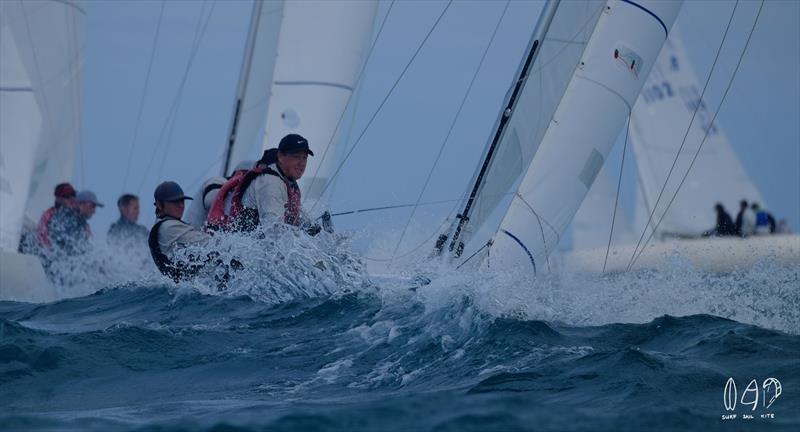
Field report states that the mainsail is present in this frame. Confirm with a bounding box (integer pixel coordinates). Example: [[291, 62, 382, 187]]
[[482, 0, 683, 273], [0, 0, 85, 251], [629, 29, 764, 239]]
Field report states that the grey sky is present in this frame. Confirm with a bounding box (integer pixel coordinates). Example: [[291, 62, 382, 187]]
[[76, 0, 799, 250]]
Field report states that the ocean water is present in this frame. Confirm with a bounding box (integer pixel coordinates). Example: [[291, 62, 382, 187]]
[[1, 230, 798, 432]]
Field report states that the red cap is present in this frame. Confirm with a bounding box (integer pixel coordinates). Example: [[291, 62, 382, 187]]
[[54, 183, 76, 199]]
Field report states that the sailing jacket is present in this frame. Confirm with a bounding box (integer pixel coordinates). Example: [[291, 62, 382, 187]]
[[107, 217, 148, 248], [241, 163, 305, 228], [148, 216, 210, 281]]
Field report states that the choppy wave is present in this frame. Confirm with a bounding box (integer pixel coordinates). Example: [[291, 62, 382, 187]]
[[1, 232, 798, 431]]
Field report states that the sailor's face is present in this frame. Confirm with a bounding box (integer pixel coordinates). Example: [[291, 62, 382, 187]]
[[163, 200, 185, 219], [78, 202, 97, 219], [278, 151, 308, 181], [121, 200, 140, 223]]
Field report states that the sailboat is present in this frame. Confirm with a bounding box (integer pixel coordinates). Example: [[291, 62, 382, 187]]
[[0, 0, 85, 302], [563, 28, 799, 273], [2, 0, 684, 301]]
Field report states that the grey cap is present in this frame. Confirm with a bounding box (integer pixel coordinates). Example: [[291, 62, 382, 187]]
[[76, 190, 104, 207], [233, 159, 256, 172]]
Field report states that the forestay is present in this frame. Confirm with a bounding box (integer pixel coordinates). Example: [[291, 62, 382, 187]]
[[487, 0, 683, 274], [629, 29, 765, 239]]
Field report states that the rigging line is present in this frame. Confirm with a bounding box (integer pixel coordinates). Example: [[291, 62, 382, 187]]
[[122, 0, 166, 192], [513, 192, 555, 271], [602, 112, 631, 274], [390, 0, 511, 263], [64, 8, 85, 187], [530, 3, 604, 74], [629, 0, 765, 270], [625, 0, 740, 271], [308, 0, 455, 216], [361, 199, 462, 263], [137, 1, 215, 195], [327, 192, 502, 218], [456, 241, 491, 270], [155, 1, 216, 182], [302, 0, 397, 205]]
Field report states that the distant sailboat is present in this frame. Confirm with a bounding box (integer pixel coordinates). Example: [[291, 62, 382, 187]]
[[564, 28, 799, 273], [0, 0, 85, 302]]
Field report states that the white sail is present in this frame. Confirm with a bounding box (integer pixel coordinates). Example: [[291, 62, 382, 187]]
[[222, 0, 284, 176], [449, 0, 606, 256], [261, 0, 377, 210], [0, 0, 85, 249], [488, 0, 683, 274], [571, 165, 635, 251], [630, 29, 764, 239], [0, 9, 42, 251], [0, 0, 85, 303]]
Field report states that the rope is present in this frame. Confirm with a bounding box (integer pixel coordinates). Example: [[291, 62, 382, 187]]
[[391, 0, 511, 263], [303, 0, 397, 206], [308, 0, 454, 216], [603, 113, 630, 274], [629, 0, 765, 270], [137, 1, 216, 195], [625, 0, 741, 271], [121, 0, 165, 192]]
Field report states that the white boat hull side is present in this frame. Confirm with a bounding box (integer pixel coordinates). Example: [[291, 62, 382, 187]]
[[560, 235, 800, 274], [0, 251, 58, 303]]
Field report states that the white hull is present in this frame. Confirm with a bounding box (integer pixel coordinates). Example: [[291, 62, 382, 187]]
[[560, 235, 800, 274], [0, 251, 58, 303]]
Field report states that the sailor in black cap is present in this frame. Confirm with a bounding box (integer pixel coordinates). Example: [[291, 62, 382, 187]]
[[219, 133, 326, 234], [149, 181, 211, 281]]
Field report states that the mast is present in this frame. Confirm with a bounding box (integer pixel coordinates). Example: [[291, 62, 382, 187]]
[[442, 0, 562, 257], [222, 0, 264, 177]]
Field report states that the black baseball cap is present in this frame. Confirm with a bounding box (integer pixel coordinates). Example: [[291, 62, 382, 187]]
[[154, 181, 193, 202], [278, 134, 313, 156]]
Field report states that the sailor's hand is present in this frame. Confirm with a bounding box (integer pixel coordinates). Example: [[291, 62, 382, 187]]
[[305, 223, 322, 236], [320, 211, 334, 233]]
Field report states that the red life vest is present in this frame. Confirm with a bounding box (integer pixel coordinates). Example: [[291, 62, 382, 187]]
[[37, 206, 57, 248], [206, 165, 301, 231]]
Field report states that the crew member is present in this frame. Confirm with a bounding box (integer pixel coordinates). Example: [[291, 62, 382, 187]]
[[37, 183, 77, 249], [149, 181, 211, 281], [734, 199, 756, 237], [208, 135, 328, 234], [185, 160, 256, 230], [751, 203, 776, 234], [108, 193, 148, 247]]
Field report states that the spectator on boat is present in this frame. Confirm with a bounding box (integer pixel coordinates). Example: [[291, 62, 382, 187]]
[[48, 190, 102, 255], [207, 135, 328, 235], [704, 203, 736, 237], [734, 199, 756, 237], [37, 182, 77, 249], [751, 203, 776, 234], [108, 194, 148, 248], [149, 181, 211, 281], [185, 159, 256, 230], [776, 219, 792, 234]]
